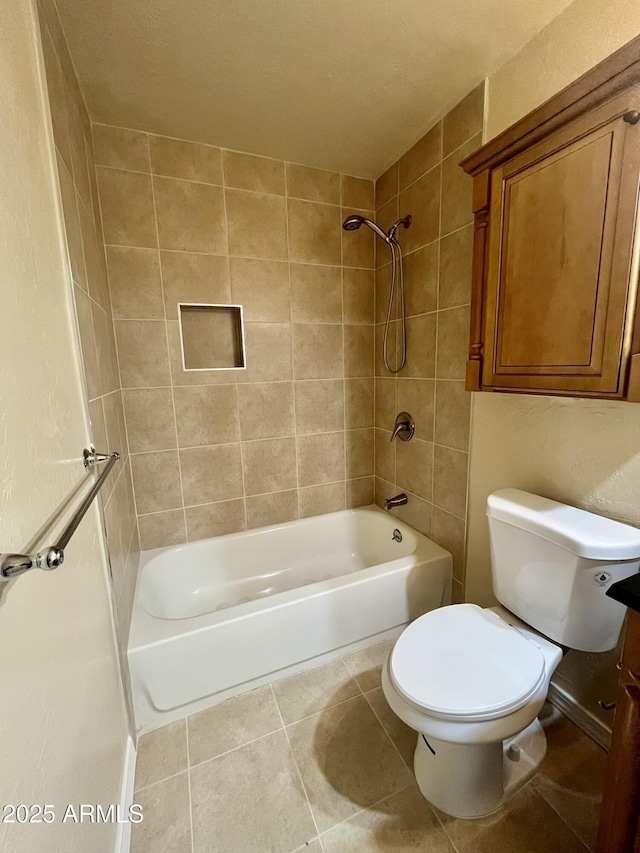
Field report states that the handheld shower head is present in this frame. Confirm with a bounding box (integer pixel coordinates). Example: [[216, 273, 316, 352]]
[[341, 214, 390, 243], [342, 215, 364, 231]]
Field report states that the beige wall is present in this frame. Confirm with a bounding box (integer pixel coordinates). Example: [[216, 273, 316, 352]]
[[38, 0, 140, 658], [466, 0, 640, 606], [91, 124, 377, 549], [485, 0, 640, 141], [373, 84, 484, 603], [0, 0, 128, 849]]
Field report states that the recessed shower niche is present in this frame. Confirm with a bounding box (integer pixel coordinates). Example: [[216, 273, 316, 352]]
[[178, 303, 246, 371]]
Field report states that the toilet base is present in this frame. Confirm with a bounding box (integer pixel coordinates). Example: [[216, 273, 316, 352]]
[[413, 718, 547, 819]]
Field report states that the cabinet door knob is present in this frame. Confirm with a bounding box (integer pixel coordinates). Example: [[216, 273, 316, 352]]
[[623, 110, 640, 125]]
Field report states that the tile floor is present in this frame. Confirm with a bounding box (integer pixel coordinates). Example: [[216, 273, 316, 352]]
[[131, 638, 607, 853]]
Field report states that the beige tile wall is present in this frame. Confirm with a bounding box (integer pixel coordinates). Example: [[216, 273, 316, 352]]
[[37, 0, 139, 660], [39, 0, 481, 605], [92, 124, 377, 549], [373, 83, 484, 603]]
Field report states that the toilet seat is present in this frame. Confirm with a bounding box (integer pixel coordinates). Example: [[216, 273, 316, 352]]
[[389, 604, 547, 723]]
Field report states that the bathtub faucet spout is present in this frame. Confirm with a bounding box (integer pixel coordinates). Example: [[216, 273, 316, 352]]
[[384, 493, 408, 510]]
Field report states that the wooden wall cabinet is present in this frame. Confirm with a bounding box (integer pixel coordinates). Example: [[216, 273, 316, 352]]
[[461, 37, 640, 400]]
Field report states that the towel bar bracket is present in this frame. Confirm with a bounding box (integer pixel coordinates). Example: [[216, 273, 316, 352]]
[[83, 447, 112, 468], [0, 448, 119, 583]]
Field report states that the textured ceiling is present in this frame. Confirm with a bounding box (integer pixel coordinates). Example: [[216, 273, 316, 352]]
[[54, 0, 575, 178]]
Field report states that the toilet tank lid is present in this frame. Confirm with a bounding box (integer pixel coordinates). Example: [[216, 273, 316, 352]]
[[486, 489, 640, 561]]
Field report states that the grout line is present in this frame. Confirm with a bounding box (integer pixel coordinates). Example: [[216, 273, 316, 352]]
[[340, 177, 348, 510], [283, 185, 301, 521], [440, 219, 475, 241], [186, 724, 284, 775], [429, 501, 466, 522], [102, 242, 372, 271], [98, 168, 142, 556], [269, 684, 327, 853], [121, 379, 283, 392], [219, 157, 249, 535], [236, 407, 249, 532], [114, 317, 373, 325], [148, 151, 189, 543], [280, 690, 363, 729], [133, 767, 189, 796], [361, 687, 413, 771], [71, 182, 89, 297], [461, 381, 475, 593], [183, 718, 195, 853], [47, 1, 91, 129], [373, 274, 378, 481], [532, 783, 595, 852], [392, 328, 398, 488], [317, 782, 415, 843], [286, 843, 323, 853], [432, 152, 444, 514], [442, 129, 484, 162], [83, 109, 142, 596], [395, 158, 439, 197], [429, 800, 464, 853]]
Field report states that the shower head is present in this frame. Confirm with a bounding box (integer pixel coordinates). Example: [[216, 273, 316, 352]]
[[342, 215, 365, 231], [342, 214, 390, 243]]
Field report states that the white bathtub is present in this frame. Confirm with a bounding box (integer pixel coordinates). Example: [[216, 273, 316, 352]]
[[128, 505, 452, 731]]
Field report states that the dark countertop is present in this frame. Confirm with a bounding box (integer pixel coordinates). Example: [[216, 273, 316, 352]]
[[607, 572, 640, 614]]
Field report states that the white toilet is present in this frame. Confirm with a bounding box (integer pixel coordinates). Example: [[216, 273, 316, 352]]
[[382, 489, 640, 819]]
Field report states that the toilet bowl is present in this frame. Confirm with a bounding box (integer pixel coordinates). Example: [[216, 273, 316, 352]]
[[382, 603, 562, 818], [381, 489, 640, 820]]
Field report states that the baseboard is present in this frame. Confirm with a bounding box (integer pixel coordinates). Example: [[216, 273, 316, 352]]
[[114, 736, 136, 853], [547, 684, 611, 750]]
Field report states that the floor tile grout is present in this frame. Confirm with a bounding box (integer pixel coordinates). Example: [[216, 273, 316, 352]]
[[184, 717, 195, 853], [533, 782, 594, 852], [429, 801, 463, 853], [286, 842, 322, 853], [317, 781, 415, 842], [361, 687, 414, 771], [187, 723, 285, 772], [338, 641, 421, 773], [133, 767, 189, 796], [270, 682, 327, 853], [283, 689, 361, 728]]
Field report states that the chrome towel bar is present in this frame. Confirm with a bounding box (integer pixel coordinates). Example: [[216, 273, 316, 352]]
[[0, 447, 119, 583]]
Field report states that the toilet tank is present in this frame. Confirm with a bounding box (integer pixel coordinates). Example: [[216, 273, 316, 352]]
[[486, 489, 640, 652]]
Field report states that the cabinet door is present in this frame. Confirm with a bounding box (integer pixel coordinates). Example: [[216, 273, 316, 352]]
[[483, 91, 640, 396]]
